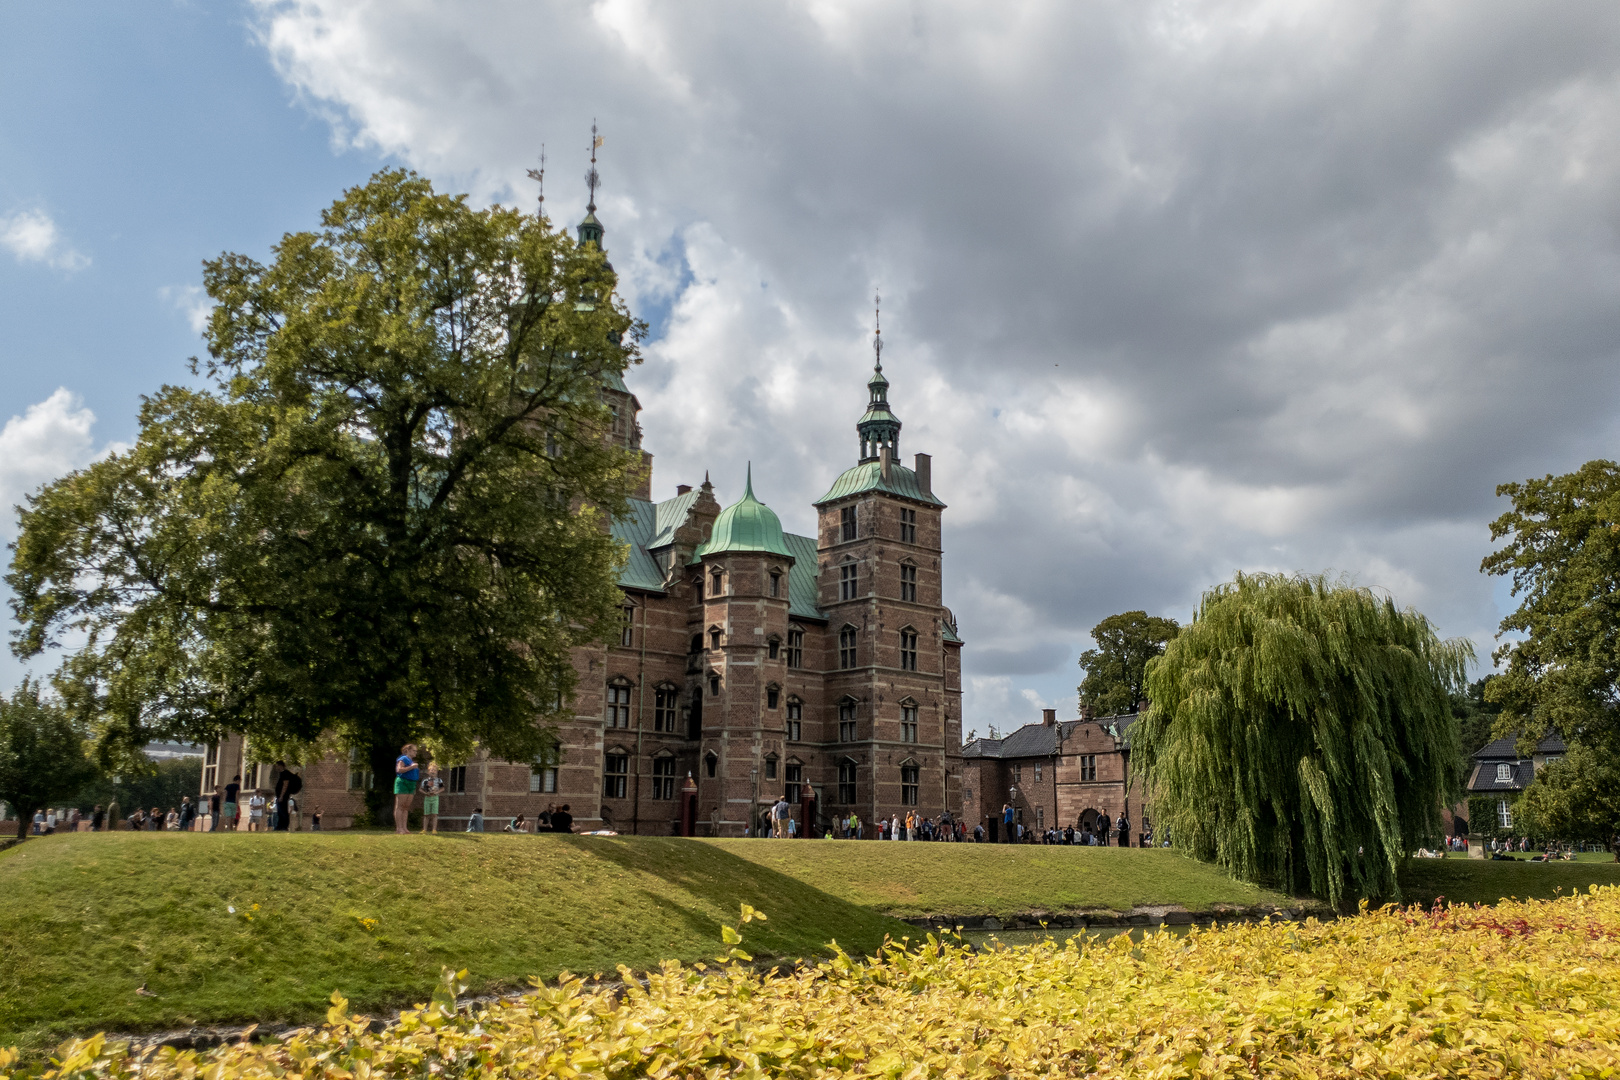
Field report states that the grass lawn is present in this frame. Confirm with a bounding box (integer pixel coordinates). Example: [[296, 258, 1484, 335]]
[[1398, 856, 1620, 906], [0, 832, 906, 1053], [706, 840, 1295, 917]]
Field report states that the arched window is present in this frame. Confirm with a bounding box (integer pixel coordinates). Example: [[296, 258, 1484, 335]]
[[839, 625, 858, 669], [838, 699, 858, 742], [899, 627, 918, 671], [651, 754, 676, 799], [603, 748, 629, 799], [900, 761, 919, 806], [605, 680, 633, 728], [654, 684, 678, 733], [837, 760, 857, 803]]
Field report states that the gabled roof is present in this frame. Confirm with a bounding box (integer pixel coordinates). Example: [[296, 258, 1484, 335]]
[[1472, 733, 1566, 760], [965, 714, 1139, 759]]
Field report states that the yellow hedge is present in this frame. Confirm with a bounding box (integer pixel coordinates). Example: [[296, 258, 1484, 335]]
[[8, 890, 1620, 1079]]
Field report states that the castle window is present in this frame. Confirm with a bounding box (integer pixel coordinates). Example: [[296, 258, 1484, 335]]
[[787, 628, 804, 668], [765, 754, 778, 780], [786, 698, 803, 742], [1080, 754, 1097, 782], [901, 704, 918, 744], [768, 636, 781, 660], [899, 628, 918, 671], [447, 765, 468, 794], [900, 564, 917, 602], [603, 753, 628, 799], [620, 605, 634, 647], [767, 686, 780, 709], [840, 562, 858, 601], [1034, 764, 1042, 783], [651, 756, 676, 800], [606, 683, 632, 728], [841, 505, 857, 542], [654, 686, 677, 732], [530, 766, 558, 793], [710, 567, 724, 596], [785, 762, 803, 803], [690, 690, 703, 739], [705, 751, 718, 779], [769, 571, 781, 598], [710, 627, 722, 650], [839, 626, 858, 669], [901, 764, 919, 806], [900, 508, 917, 544], [709, 674, 721, 696], [838, 760, 857, 803], [839, 700, 857, 742]]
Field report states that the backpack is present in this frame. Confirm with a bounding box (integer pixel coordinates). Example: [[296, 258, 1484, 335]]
[[286, 772, 304, 796]]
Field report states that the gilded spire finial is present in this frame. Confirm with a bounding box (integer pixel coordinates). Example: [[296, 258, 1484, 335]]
[[873, 289, 883, 372], [525, 144, 546, 220], [585, 120, 603, 213]]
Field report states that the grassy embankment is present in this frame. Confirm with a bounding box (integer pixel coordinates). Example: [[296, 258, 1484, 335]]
[[0, 832, 905, 1053], [707, 839, 1293, 917]]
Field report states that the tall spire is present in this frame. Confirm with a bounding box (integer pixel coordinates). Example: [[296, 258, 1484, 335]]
[[856, 291, 900, 463], [525, 144, 546, 221], [577, 121, 605, 248]]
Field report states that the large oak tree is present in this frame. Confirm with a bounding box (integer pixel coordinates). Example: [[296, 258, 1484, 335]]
[[8, 170, 641, 817], [1077, 610, 1179, 716], [1134, 573, 1470, 909]]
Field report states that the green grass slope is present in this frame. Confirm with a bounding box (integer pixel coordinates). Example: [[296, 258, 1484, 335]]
[[0, 833, 906, 1052], [706, 840, 1294, 916], [1398, 857, 1620, 907]]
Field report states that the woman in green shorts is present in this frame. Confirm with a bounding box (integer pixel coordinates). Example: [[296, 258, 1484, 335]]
[[420, 763, 445, 834], [394, 743, 419, 835]]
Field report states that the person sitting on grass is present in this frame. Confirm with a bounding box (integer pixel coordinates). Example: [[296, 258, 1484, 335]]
[[467, 807, 485, 832]]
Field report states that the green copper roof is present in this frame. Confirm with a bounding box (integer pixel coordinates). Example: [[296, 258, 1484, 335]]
[[815, 460, 944, 507], [694, 466, 797, 560], [859, 407, 898, 425]]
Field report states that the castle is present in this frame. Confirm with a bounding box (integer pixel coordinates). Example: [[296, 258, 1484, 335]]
[[204, 201, 966, 835]]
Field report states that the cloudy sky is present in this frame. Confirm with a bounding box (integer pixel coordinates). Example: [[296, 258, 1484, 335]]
[[4, 2, 1620, 733]]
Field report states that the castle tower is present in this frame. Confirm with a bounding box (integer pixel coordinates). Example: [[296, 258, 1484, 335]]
[[811, 305, 963, 828], [689, 467, 797, 835]]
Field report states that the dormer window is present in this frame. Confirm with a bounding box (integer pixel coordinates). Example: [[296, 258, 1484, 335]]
[[1495, 763, 1512, 783]]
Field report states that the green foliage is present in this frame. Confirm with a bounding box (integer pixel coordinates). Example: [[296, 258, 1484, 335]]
[[1077, 610, 1179, 716], [1512, 743, 1620, 849], [8, 170, 642, 800], [0, 682, 99, 840], [68, 757, 202, 822], [1134, 572, 1471, 909], [1450, 678, 1500, 765], [1481, 460, 1620, 750]]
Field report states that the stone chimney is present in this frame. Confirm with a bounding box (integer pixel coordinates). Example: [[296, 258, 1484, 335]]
[[914, 452, 931, 495], [880, 445, 893, 482], [1042, 708, 1056, 727]]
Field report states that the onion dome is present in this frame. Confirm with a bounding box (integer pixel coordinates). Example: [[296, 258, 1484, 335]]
[[695, 465, 796, 559]]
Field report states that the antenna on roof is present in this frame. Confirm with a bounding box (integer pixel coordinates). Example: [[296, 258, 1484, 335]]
[[585, 120, 603, 213], [525, 144, 546, 220], [873, 289, 883, 372]]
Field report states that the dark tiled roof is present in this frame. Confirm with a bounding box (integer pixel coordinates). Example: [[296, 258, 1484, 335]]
[[966, 713, 1139, 759], [1466, 759, 1536, 794], [1472, 733, 1566, 760]]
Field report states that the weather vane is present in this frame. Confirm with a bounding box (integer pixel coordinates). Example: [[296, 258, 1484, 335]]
[[585, 120, 603, 212], [525, 144, 546, 219], [873, 289, 883, 370]]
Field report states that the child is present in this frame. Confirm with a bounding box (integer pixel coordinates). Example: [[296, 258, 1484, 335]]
[[247, 790, 266, 832], [311, 806, 323, 831], [419, 764, 445, 834]]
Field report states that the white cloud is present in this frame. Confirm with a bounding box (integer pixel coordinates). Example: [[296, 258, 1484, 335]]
[[0, 209, 89, 272], [160, 284, 213, 337], [0, 389, 100, 539], [245, 0, 1620, 728]]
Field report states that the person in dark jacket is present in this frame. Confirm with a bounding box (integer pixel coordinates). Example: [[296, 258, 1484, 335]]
[[550, 804, 574, 833]]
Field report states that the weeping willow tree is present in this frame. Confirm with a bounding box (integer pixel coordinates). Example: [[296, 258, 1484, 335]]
[[1133, 573, 1471, 908]]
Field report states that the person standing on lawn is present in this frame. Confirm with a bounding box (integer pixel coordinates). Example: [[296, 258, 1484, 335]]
[[420, 763, 445, 834], [246, 790, 266, 831], [91, 804, 105, 832], [273, 761, 297, 832], [222, 774, 240, 831], [394, 743, 420, 835]]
